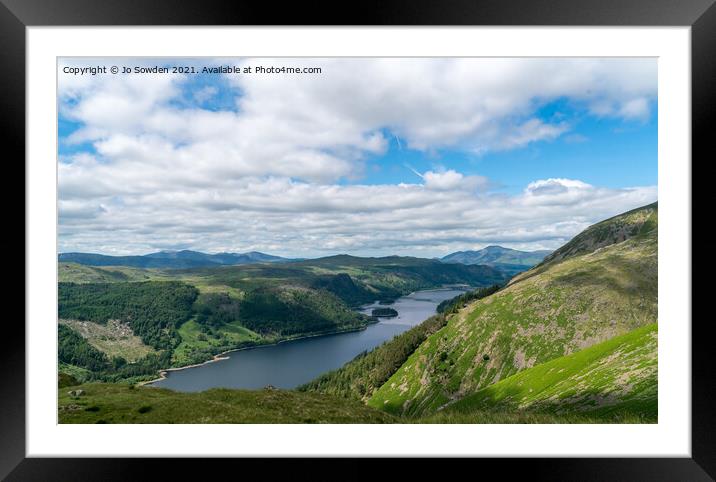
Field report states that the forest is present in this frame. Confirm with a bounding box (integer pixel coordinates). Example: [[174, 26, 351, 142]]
[[57, 256, 512, 384]]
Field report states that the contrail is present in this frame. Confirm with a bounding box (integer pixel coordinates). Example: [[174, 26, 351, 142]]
[[394, 134, 403, 150], [404, 163, 424, 180]]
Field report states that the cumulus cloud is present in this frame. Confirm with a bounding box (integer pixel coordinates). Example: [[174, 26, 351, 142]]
[[56, 57, 657, 256], [422, 170, 488, 191], [58, 172, 657, 256]]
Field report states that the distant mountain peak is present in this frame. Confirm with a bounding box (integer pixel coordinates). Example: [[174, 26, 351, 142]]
[[441, 246, 552, 270]]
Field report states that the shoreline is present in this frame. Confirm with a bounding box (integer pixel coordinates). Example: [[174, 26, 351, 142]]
[[139, 285, 468, 387], [139, 324, 372, 386]]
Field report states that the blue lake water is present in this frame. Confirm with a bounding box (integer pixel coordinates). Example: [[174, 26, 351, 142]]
[[149, 288, 465, 392]]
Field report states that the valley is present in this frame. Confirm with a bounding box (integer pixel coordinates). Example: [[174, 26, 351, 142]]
[[58, 203, 658, 424], [58, 255, 508, 383]]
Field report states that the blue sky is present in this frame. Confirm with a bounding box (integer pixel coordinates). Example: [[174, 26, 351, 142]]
[[59, 74, 658, 193], [358, 106, 657, 193], [57, 58, 657, 257]]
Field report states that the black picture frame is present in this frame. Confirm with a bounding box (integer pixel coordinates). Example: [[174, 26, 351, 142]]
[[3, 0, 711, 479]]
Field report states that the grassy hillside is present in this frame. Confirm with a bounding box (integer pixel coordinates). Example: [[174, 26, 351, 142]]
[[58, 262, 164, 283], [59, 383, 396, 424], [298, 313, 451, 401], [368, 203, 658, 417], [58, 380, 648, 424], [299, 285, 502, 401], [58, 381, 640, 424], [442, 323, 657, 420], [538, 202, 657, 266]]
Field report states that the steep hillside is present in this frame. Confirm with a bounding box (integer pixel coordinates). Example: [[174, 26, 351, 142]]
[[538, 202, 657, 266], [443, 323, 657, 420], [368, 203, 657, 417], [298, 313, 451, 401], [299, 286, 501, 401]]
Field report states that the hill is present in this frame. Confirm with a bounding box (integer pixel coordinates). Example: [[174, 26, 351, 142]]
[[57, 263, 159, 283], [58, 250, 289, 269], [441, 246, 551, 268], [366, 203, 658, 417], [299, 285, 501, 401], [59, 254, 510, 306], [537, 202, 657, 266], [442, 322, 657, 420]]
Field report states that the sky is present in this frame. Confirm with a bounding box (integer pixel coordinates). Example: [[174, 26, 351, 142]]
[[57, 57, 657, 258]]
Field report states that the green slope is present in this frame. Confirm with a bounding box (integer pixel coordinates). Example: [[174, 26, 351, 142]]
[[58, 262, 165, 283], [298, 312, 452, 401], [368, 203, 658, 417], [443, 323, 657, 420], [59, 383, 396, 424], [538, 202, 657, 266], [299, 286, 501, 401]]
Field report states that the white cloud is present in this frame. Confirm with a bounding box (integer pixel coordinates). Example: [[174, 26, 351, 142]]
[[58, 171, 657, 257], [58, 57, 656, 184], [422, 170, 488, 191], [56, 58, 658, 256], [193, 85, 218, 103], [618, 97, 651, 121]]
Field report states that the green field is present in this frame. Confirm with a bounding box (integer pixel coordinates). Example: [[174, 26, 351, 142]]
[[172, 318, 262, 366]]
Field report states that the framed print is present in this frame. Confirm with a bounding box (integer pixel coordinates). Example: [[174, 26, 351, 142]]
[[4, 0, 713, 479]]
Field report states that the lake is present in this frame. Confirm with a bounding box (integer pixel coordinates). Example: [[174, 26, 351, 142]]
[[149, 287, 466, 392]]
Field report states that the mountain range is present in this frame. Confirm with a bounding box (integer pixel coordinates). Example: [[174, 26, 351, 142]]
[[441, 245, 552, 266], [440, 245, 552, 276], [59, 246, 552, 276], [58, 250, 290, 269]]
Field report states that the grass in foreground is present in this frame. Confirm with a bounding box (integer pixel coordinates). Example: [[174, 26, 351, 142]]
[[59, 382, 654, 424], [417, 410, 653, 424], [58, 383, 397, 424]]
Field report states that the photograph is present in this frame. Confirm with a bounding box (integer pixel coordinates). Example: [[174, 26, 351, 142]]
[[55, 56, 659, 425]]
